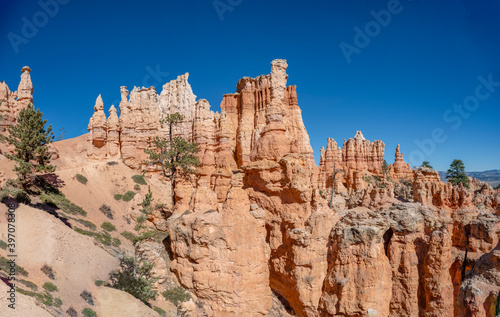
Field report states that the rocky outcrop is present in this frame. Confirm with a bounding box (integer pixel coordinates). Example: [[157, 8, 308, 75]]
[[0, 66, 33, 134], [388, 144, 413, 181]]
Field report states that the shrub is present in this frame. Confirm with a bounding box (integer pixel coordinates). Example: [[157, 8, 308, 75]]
[[76, 174, 88, 185], [82, 308, 97, 317], [109, 256, 158, 304], [99, 204, 113, 219], [132, 174, 147, 185], [154, 306, 167, 316], [95, 280, 105, 287], [0, 256, 28, 276], [0, 240, 7, 250], [19, 279, 37, 290], [54, 297, 63, 307], [0, 187, 31, 204], [122, 191, 136, 202], [41, 264, 55, 279], [101, 221, 116, 232], [76, 219, 97, 230], [162, 286, 191, 306], [121, 231, 137, 243], [107, 161, 118, 166], [42, 282, 58, 292], [114, 194, 122, 200], [95, 232, 112, 246], [134, 184, 141, 191], [39, 291, 53, 306], [40, 192, 87, 216], [66, 307, 78, 317], [134, 230, 168, 244], [80, 290, 94, 305], [112, 238, 121, 247]]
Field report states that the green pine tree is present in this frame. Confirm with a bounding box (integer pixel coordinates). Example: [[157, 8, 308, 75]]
[[382, 159, 390, 180], [144, 113, 200, 205], [5, 103, 55, 186], [446, 159, 469, 188], [421, 161, 433, 169]]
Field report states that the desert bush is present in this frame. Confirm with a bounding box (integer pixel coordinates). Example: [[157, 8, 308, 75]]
[[107, 161, 118, 166], [134, 230, 168, 244], [154, 306, 167, 316], [99, 204, 113, 219], [109, 256, 158, 304], [0, 187, 31, 204], [40, 192, 87, 216], [95, 280, 105, 286], [101, 221, 116, 232], [112, 238, 121, 247], [114, 194, 122, 200], [39, 291, 53, 306], [0, 256, 28, 276], [121, 231, 137, 242], [66, 307, 78, 317], [76, 219, 97, 230], [19, 279, 37, 290], [95, 232, 112, 246], [162, 286, 191, 306], [132, 174, 147, 185], [134, 184, 140, 191], [0, 240, 7, 250], [122, 191, 136, 202], [75, 174, 88, 185], [80, 290, 94, 305], [54, 297, 63, 307], [41, 264, 55, 279], [42, 282, 58, 292], [82, 307, 97, 317]]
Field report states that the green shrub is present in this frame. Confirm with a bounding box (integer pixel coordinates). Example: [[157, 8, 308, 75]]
[[42, 282, 58, 292], [76, 174, 88, 185], [19, 279, 38, 290], [0, 187, 31, 204], [114, 194, 122, 200], [0, 240, 7, 250], [154, 306, 167, 316], [80, 290, 94, 305], [96, 232, 112, 246], [101, 222, 116, 232], [40, 192, 87, 216], [76, 219, 97, 230], [82, 307, 97, 317], [99, 204, 113, 219], [109, 257, 158, 304], [121, 231, 137, 243], [122, 191, 136, 202], [95, 280, 105, 287], [41, 264, 55, 279], [134, 184, 141, 191], [162, 286, 191, 306], [132, 174, 147, 185], [134, 230, 168, 244], [0, 256, 28, 276], [54, 297, 63, 307], [112, 238, 121, 247], [39, 291, 53, 306], [74, 227, 95, 237]]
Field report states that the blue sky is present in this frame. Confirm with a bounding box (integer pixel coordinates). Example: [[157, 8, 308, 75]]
[[1, 0, 499, 171]]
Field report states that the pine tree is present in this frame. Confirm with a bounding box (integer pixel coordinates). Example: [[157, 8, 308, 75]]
[[382, 159, 390, 180], [421, 161, 433, 169], [5, 103, 55, 186], [446, 159, 469, 188], [144, 113, 199, 205]]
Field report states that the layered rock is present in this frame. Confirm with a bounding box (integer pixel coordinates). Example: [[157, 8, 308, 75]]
[[388, 144, 413, 181], [0, 66, 33, 133]]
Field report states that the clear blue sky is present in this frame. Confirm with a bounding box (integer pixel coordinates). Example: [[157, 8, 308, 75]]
[[1, 0, 499, 171]]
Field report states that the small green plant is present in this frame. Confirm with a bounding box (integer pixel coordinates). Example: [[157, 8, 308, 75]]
[[154, 306, 167, 316], [66, 307, 78, 317], [378, 183, 387, 189], [19, 279, 38, 290], [80, 290, 94, 305], [76, 219, 97, 230], [82, 307, 97, 317], [54, 297, 63, 307], [96, 231, 112, 246], [0, 240, 7, 250], [0, 256, 28, 276], [135, 214, 147, 231], [132, 174, 147, 185], [134, 184, 141, 191], [40, 192, 87, 216], [76, 173, 88, 185], [99, 204, 113, 219], [121, 231, 137, 242], [41, 264, 55, 280], [122, 191, 136, 202], [95, 280, 105, 287], [101, 221, 116, 232], [112, 238, 121, 247], [109, 257, 158, 304], [134, 230, 168, 244], [42, 282, 58, 292], [114, 194, 122, 200], [319, 190, 323, 196], [39, 291, 53, 306], [162, 286, 191, 306]]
